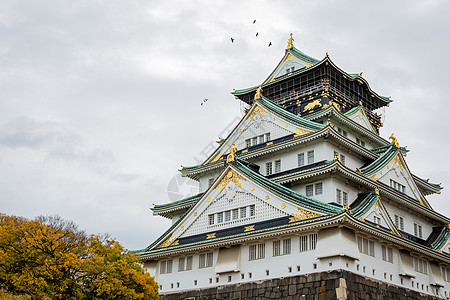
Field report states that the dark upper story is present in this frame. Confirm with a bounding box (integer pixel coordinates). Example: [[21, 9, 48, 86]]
[[232, 46, 392, 134]]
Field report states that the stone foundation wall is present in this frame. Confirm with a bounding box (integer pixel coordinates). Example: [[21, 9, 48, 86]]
[[159, 270, 441, 300]]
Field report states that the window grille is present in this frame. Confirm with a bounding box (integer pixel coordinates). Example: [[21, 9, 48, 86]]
[[249, 243, 265, 260], [232, 209, 239, 220], [283, 238, 291, 255], [160, 260, 173, 274], [273, 240, 281, 257], [298, 153, 305, 166], [414, 223, 423, 238], [199, 253, 213, 268], [246, 139, 251, 148], [374, 216, 381, 225], [258, 135, 265, 144], [381, 246, 393, 263], [217, 212, 223, 223], [208, 214, 214, 225], [275, 160, 281, 173], [413, 257, 428, 274], [343, 192, 348, 206], [315, 182, 323, 195], [306, 184, 314, 197], [225, 210, 231, 222], [249, 205, 255, 217], [340, 154, 346, 165], [265, 133, 271, 142], [307, 150, 315, 164], [336, 189, 342, 204], [186, 256, 193, 270], [357, 236, 375, 256], [266, 162, 273, 175], [252, 137, 258, 145], [299, 234, 317, 252], [178, 257, 185, 271], [240, 207, 246, 218]]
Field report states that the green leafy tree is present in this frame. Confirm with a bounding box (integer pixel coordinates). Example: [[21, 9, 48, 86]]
[[0, 213, 159, 300]]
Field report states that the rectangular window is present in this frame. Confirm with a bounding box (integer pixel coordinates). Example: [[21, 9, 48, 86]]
[[343, 192, 348, 206], [374, 216, 381, 225], [442, 267, 450, 282], [246, 139, 251, 148], [199, 253, 213, 268], [395, 215, 404, 230], [240, 207, 246, 218], [225, 210, 231, 222], [306, 184, 314, 197], [186, 256, 193, 270], [299, 234, 317, 252], [315, 182, 323, 195], [208, 214, 214, 225], [232, 209, 239, 220], [249, 205, 255, 217], [160, 260, 173, 274], [357, 236, 375, 257], [336, 189, 342, 204], [361, 140, 365, 147], [414, 223, 423, 238], [275, 160, 281, 173], [413, 257, 428, 274], [307, 150, 314, 164], [266, 162, 273, 175], [342, 130, 347, 137], [178, 257, 185, 271], [356, 138, 360, 144], [390, 179, 406, 193], [249, 243, 265, 260], [258, 135, 265, 144], [273, 240, 281, 257], [382, 245, 393, 263], [265, 133, 271, 142], [283, 238, 291, 255], [217, 212, 223, 223], [252, 137, 258, 146], [298, 153, 305, 166]]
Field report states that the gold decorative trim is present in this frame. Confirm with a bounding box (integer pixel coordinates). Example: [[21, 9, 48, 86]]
[[226, 145, 237, 163], [392, 154, 404, 170], [210, 153, 222, 163], [156, 234, 179, 249], [284, 53, 295, 62], [289, 207, 322, 223], [281, 203, 286, 209], [293, 127, 311, 137], [244, 225, 255, 232], [266, 141, 273, 146], [303, 99, 322, 112], [206, 233, 216, 239], [194, 212, 197, 216], [207, 197, 211, 202], [242, 149, 248, 154], [250, 186, 255, 191], [247, 105, 267, 121], [265, 195, 269, 200], [214, 169, 247, 193], [254, 86, 263, 100], [181, 226, 184, 231], [287, 33, 294, 49]]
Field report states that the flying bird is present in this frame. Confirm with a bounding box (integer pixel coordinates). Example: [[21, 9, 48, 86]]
[[231, 37, 235, 43], [253, 20, 256, 24], [201, 98, 208, 106], [256, 32, 259, 37], [268, 42, 272, 47]]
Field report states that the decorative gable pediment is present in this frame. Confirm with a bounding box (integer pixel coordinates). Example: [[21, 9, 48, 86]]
[[369, 153, 428, 207], [150, 164, 330, 251], [203, 101, 316, 165], [345, 106, 377, 133]]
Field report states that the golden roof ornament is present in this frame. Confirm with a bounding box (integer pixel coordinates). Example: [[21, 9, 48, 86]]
[[226, 144, 237, 163], [287, 33, 294, 49], [374, 188, 380, 195], [389, 133, 400, 148], [254, 86, 263, 100]]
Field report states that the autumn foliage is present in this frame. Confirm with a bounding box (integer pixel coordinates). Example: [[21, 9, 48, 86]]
[[0, 214, 159, 300]]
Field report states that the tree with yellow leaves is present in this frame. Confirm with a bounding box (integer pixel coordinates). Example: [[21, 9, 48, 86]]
[[0, 214, 159, 300]]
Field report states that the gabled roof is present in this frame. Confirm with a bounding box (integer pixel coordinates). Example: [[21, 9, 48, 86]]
[[141, 158, 342, 254], [181, 96, 323, 169], [232, 46, 392, 109], [152, 193, 204, 219], [343, 106, 377, 134]]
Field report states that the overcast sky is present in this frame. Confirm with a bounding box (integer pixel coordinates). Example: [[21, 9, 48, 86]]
[[1, 0, 449, 250]]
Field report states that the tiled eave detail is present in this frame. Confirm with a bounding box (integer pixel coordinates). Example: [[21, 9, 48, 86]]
[[304, 105, 389, 148], [345, 214, 450, 265], [413, 174, 443, 196], [271, 160, 450, 225], [151, 197, 201, 219], [139, 213, 450, 266], [181, 126, 378, 181]]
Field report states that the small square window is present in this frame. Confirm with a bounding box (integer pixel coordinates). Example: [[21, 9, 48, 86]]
[[194, 280, 197, 286], [266, 270, 270, 276], [228, 275, 232, 282], [298, 153, 305, 166], [288, 267, 292, 273], [241, 273, 244, 279], [297, 265, 301, 272], [315, 182, 323, 195], [313, 263, 317, 269], [266, 162, 273, 176], [306, 184, 314, 197], [248, 272, 252, 278], [216, 277, 219, 283], [209, 278, 212, 284]]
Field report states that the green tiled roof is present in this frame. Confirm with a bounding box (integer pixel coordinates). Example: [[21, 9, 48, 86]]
[[234, 158, 341, 214], [257, 96, 324, 130], [350, 191, 379, 217], [361, 144, 399, 175], [344, 105, 363, 116], [234, 85, 259, 94], [290, 47, 320, 64], [154, 193, 204, 209], [427, 226, 450, 250]]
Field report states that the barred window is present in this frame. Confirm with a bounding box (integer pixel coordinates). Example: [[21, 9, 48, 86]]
[[266, 162, 273, 175], [265, 133, 271, 142], [343, 192, 348, 206], [208, 214, 214, 225], [283, 238, 291, 255], [307, 150, 314, 164], [306, 184, 314, 197], [298, 153, 305, 166], [252, 137, 258, 146], [160, 260, 173, 274], [442, 267, 450, 282], [186, 256, 193, 270], [199, 252, 213, 268], [273, 240, 281, 257], [381, 246, 393, 263], [275, 160, 281, 173], [357, 236, 375, 257], [240, 207, 246, 218], [394, 215, 404, 230], [413, 257, 428, 274], [232, 209, 239, 220], [217, 212, 223, 223], [299, 234, 317, 252], [374, 216, 381, 225], [249, 205, 255, 217], [414, 223, 423, 238], [246, 139, 251, 148], [249, 243, 265, 260], [315, 182, 323, 195], [225, 210, 231, 222], [336, 189, 342, 204], [178, 257, 185, 271], [390, 179, 406, 193], [258, 135, 265, 144]]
